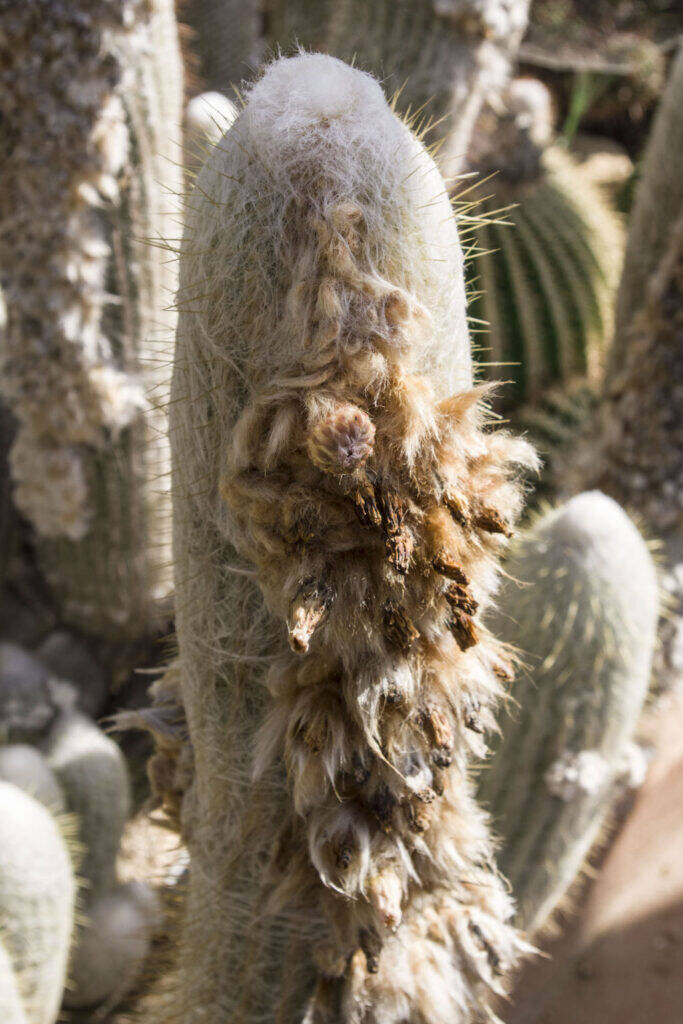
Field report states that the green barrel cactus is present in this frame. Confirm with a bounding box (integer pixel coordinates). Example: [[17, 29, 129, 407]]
[[470, 146, 624, 407]]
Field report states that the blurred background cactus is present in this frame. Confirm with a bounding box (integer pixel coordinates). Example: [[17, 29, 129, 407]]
[[0, 1, 681, 1022], [467, 81, 624, 409], [0, 0, 183, 642]]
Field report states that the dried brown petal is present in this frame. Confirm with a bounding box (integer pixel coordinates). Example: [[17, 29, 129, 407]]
[[359, 928, 382, 973], [443, 490, 471, 528], [382, 601, 419, 652], [287, 577, 335, 654], [448, 610, 479, 652], [352, 479, 382, 530], [385, 531, 413, 574], [406, 796, 432, 833], [368, 784, 396, 833], [472, 505, 512, 538], [432, 551, 469, 585], [377, 488, 407, 536], [444, 581, 478, 616]]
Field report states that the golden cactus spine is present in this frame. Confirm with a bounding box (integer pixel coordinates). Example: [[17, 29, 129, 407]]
[[166, 54, 536, 1023], [0, 0, 183, 639]]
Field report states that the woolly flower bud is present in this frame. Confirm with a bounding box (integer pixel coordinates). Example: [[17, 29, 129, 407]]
[[307, 403, 375, 474]]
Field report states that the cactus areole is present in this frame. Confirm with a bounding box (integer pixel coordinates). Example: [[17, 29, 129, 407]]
[[169, 54, 536, 1022]]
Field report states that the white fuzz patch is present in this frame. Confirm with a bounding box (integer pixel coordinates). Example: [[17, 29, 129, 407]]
[[545, 749, 611, 801], [9, 433, 91, 540]]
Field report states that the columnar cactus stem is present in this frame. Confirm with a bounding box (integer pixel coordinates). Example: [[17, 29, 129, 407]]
[[0, 0, 183, 639], [167, 54, 536, 1023], [265, 0, 531, 174], [479, 492, 658, 934]]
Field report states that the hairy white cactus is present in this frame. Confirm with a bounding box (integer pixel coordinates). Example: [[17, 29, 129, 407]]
[[164, 53, 536, 1023], [0, 781, 75, 1024], [0, 0, 183, 638], [479, 492, 658, 933]]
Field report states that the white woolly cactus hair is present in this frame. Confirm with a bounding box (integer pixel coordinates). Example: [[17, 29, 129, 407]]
[[169, 53, 536, 1023]]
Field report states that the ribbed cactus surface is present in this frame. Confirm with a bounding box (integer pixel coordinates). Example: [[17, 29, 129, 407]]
[[0, 781, 75, 1024], [0, 0, 183, 638], [479, 492, 658, 934], [471, 147, 624, 407]]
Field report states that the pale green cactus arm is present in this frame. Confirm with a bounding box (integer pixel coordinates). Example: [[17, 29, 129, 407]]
[[479, 492, 658, 934], [0, 781, 75, 1024], [0, 0, 183, 639], [266, 0, 531, 173]]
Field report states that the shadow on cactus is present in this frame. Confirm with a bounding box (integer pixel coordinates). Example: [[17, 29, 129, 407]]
[[479, 492, 659, 935]]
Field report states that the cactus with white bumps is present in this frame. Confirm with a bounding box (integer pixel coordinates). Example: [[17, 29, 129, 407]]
[[479, 492, 659, 934], [166, 53, 536, 1023], [0, 0, 183, 639]]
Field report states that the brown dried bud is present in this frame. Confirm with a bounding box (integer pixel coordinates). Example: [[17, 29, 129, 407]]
[[472, 504, 512, 538], [335, 838, 354, 870], [352, 479, 383, 530], [287, 577, 335, 654], [377, 488, 407, 536], [385, 531, 414, 574], [443, 490, 470, 528], [384, 289, 411, 328], [448, 610, 479, 652], [351, 750, 372, 786], [415, 786, 436, 804], [308, 404, 375, 474], [470, 921, 502, 974], [463, 695, 483, 734], [493, 658, 515, 683], [406, 796, 432, 833], [359, 928, 382, 973], [432, 551, 469, 585], [368, 784, 396, 834], [444, 581, 478, 616], [382, 601, 419, 652], [420, 706, 453, 768]]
